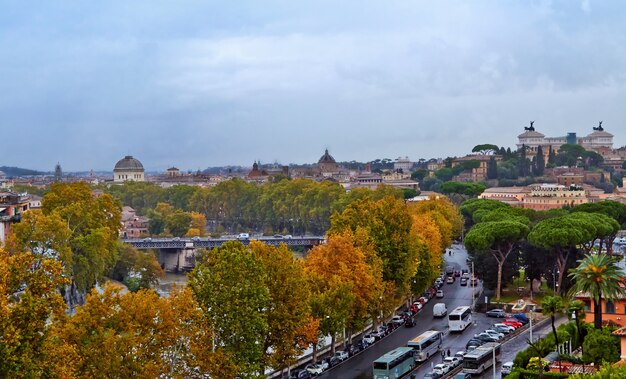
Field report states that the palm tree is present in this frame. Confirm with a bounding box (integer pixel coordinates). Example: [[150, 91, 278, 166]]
[[542, 296, 563, 346], [568, 254, 625, 329], [567, 300, 585, 349]]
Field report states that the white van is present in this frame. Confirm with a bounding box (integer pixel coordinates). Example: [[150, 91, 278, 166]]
[[502, 361, 514, 375], [433, 303, 447, 318]]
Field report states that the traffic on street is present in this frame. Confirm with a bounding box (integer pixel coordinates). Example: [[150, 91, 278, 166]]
[[311, 242, 535, 379]]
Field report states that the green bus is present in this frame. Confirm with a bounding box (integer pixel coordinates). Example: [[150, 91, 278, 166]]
[[373, 346, 416, 379]]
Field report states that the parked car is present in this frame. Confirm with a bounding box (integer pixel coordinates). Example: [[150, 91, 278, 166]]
[[304, 363, 324, 375], [273, 234, 283, 238], [433, 363, 451, 375], [423, 371, 442, 379], [510, 313, 530, 324], [444, 356, 461, 368], [370, 328, 385, 340], [486, 309, 506, 318], [435, 278, 444, 286], [362, 334, 376, 344], [446, 276, 455, 284], [352, 340, 368, 352], [453, 373, 471, 379], [436, 289, 444, 298], [454, 351, 466, 361], [474, 332, 499, 342], [466, 339, 485, 349], [492, 324, 514, 334], [502, 361, 514, 376], [504, 318, 523, 328], [382, 324, 393, 335], [323, 356, 341, 368], [290, 369, 311, 379], [392, 315, 406, 326], [484, 329, 505, 340], [237, 233, 250, 240], [334, 350, 349, 361], [423, 371, 441, 379], [405, 316, 416, 327]]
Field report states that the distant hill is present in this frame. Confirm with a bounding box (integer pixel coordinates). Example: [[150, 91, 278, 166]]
[[0, 166, 45, 176]]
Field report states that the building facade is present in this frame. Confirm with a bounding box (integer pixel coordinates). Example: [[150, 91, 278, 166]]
[[0, 191, 30, 243], [517, 123, 614, 159], [522, 183, 587, 210]]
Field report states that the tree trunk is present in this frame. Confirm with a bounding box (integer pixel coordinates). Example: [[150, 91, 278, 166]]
[[551, 315, 559, 346], [594, 297, 602, 329], [331, 334, 336, 355], [496, 261, 503, 301], [312, 342, 318, 363], [62, 281, 87, 314], [555, 250, 569, 296]]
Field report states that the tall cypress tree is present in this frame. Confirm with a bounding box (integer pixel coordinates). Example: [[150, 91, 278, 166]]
[[535, 145, 545, 176], [518, 145, 530, 177], [487, 156, 498, 179]]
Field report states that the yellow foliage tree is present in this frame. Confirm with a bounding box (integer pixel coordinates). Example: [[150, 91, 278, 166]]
[[46, 285, 230, 379], [305, 232, 384, 355], [0, 249, 69, 378], [249, 241, 317, 373]]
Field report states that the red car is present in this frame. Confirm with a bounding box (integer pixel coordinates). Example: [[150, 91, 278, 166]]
[[503, 318, 523, 328]]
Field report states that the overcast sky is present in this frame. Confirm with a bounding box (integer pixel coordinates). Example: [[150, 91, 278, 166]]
[[2, 1, 626, 171]]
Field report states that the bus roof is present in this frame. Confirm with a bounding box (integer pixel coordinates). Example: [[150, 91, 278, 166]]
[[449, 306, 471, 315], [408, 330, 440, 344], [374, 347, 414, 363], [465, 343, 500, 359]]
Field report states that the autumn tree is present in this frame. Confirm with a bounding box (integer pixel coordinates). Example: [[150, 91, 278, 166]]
[[305, 232, 383, 356], [33, 182, 122, 308], [165, 210, 193, 236], [0, 249, 69, 378], [46, 285, 230, 378], [189, 242, 269, 377], [329, 196, 417, 294], [186, 211, 207, 237], [110, 244, 164, 291], [249, 241, 318, 373], [409, 194, 463, 247]]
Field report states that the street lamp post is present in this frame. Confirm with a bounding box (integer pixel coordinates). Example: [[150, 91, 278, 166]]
[[529, 308, 534, 343], [552, 268, 560, 294]]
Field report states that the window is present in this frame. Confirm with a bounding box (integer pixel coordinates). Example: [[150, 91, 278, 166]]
[[583, 300, 591, 312], [605, 301, 615, 314]]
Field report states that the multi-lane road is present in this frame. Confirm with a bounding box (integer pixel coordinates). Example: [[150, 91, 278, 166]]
[[316, 242, 541, 379]]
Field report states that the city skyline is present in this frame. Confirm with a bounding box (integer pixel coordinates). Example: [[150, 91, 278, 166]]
[[2, 1, 626, 171]]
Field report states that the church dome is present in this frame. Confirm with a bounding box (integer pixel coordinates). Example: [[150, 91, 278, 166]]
[[318, 149, 336, 164], [114, 156, 144, 172]]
